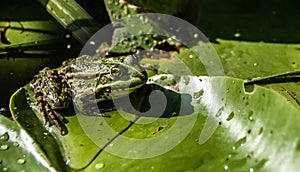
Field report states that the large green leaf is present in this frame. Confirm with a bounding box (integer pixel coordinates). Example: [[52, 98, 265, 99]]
[[81, 76, 300, 172], [9, 74, 300, 171]]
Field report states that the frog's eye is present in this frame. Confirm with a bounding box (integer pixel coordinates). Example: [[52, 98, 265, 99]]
[[110, 66, 122, 77]]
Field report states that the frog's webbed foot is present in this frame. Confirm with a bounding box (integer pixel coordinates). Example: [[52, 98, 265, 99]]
[[44, 104, 67, 135]]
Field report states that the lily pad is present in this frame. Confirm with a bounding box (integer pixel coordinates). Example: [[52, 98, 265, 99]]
[[10, 73, 300, 171], [82, 76, 300, 171]]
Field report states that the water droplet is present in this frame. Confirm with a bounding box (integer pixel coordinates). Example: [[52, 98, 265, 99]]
[[67, 44, 71, 49], [17, 158, 26, 165], [65, 34, 70, 39], [95, 163, 104, 169], [253, 63, 257, 66], [66, 159, 71, 165], [224, 165, 229, 170], [189, 54, 193, 58], [0, 145, 9, 151], [193, 33, 198, 38], [249, 167, 254, 172], [248, 111, 254, 121], [215, 106, 224, 117], [226, 112, 234, 121], [3, 167, 8, 171], [0, 132, 9, 141], [234, 32, 241, 38], [13, 142, 19, 147], [89, 41, 96, 45]]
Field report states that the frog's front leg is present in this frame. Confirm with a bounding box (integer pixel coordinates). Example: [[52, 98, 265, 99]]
[[34, 88, 65, 132], [33, 68, 71, 135]]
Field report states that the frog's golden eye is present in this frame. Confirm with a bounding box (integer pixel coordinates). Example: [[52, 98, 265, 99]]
[[110, 66, 122, 77]]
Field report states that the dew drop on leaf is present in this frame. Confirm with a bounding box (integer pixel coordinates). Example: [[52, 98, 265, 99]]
[[215, 106, 224, 117], [17, 158, 26, 165], [0, 132, 9, 142], [248, 110, 254, 121], [13, 142, 19, 147], [0, 145, 9, 151], [193, 33, 198, 38], [224, 165, 229, 170], [95, 163, 105, 169], [234, 32, 241, 38]]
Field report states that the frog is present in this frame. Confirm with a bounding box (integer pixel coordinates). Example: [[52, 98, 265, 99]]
[[32, 46, 148, 135]]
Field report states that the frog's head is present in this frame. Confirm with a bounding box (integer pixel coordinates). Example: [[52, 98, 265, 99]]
[[95, 54, 148, 101]]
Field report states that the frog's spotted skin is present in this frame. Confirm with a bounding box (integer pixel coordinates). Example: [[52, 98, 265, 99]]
[[32, 52, 148, 134], [33, 67, 71, 134]]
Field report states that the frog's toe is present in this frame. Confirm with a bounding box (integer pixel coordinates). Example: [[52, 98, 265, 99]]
[[43, 103, 67, 134]]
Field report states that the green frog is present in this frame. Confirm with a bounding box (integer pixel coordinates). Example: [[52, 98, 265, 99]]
[[32, 45, 149, 134]]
